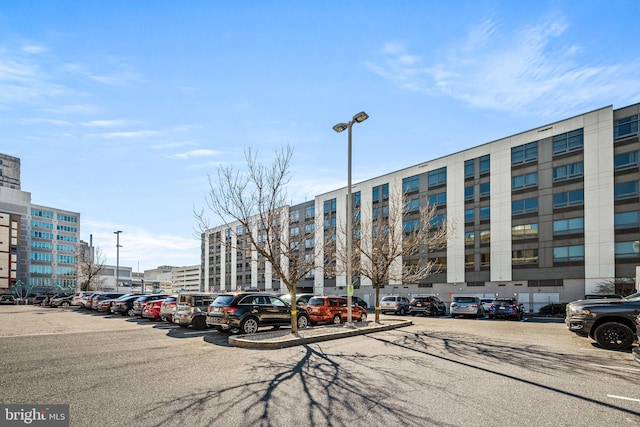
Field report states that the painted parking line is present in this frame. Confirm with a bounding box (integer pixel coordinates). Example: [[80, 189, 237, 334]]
[[607, 394, 640, 403], [588, 363, 640, 373]]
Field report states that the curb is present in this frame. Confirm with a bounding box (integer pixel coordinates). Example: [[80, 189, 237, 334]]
[[229, 319, 413, 349]]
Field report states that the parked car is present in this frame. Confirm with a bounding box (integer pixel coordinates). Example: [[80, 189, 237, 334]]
[[206, 292, 310, 334], [91, 293, 125, 310], [584, 294, 623, 300], [50, 294, 74, 308], [131, 294, 169, 317], [32, 295, 50, 305], [82, 292, 104, 309], [634, 313, 640, 364], [565, 291, 640, 350], [0, 295, 16, 305], [488, 297, 524, 320], [408, 295, 446, 316], [304, 296, 367, 325], [339, 295, 369, 310], [380, 295, 410, 315], [450, 296, 484, 318], [111, 295, 144, 316], [159, 296, 178, 322], [173, 292, 218, 329], [279, 293, 315, 307], [72, 291, 92, 306], [142, 299, 166, 321], [480, 298, 493, 313]]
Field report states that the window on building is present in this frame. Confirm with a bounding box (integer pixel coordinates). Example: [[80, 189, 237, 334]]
[[615, 241, 640, 258], [479, 155, 490, 175], [403, 175, 420, 193], [464, 159, 474, 178], [372, 207, 379, 219], [428, 167, 446, 188], [403, 218, 420, 233], [480, 253, 490, 267], [614, 151, 639, 171], [512, 172, 538, 190], [428, 192, 446, 207], [512, 142, 538, 165], [290, 210, 300, 222], [382, 183, 389, 200], [512, 197, 538, 215], [553, 217, 584, 235], [323, 198, 336, 214], [553, 245, 585, 262], [464, 186, 474, 201], [430, 213, 446, 227], [479, 206, 490, 221], [465, 254, 474, 269], [305, 205, 315, 219], [480, 229, 490, 244], [382, 205, 389, 217], [553, 190, 584, 208], [512, 249, 538, 264], [512, 223, 538, 240], [553, 162, 584, 182], [372, 186, 379, 202], [354, 191, 361, 206], [614, 114, 639, 140], [614, 181, 639, 200], [406, 198, 420, 212], [553, 129, 584, 155], [614, 211, 640, 229], [479, 182, 490, 198], [464, 231, 475, 246], [465, 208, 474, 223]]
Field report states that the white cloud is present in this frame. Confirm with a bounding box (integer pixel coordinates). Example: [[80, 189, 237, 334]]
[[21, 44, 47, 54], [171, 149, 223, 159], [366, 16, 640, 118], [90, 130, 161, 139], [81, 119, 140, 128]]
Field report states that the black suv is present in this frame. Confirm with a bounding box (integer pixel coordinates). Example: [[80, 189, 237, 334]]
[[408, 296, 446, 316], [566, 292, 640, 350], [206, 292, 310, 334]]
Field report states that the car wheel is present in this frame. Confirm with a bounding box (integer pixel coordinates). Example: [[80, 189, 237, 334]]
[[240, 317, 259, 334], [127, 309, 135, 317], [192, 316, 206, 330], [398, 307, 406, 316], [360, 313, 367, 323], [297, 315, 309, 329], [332, 314, 342, 325], [62, 301, 70, 307], [593, 322, 635, 350]]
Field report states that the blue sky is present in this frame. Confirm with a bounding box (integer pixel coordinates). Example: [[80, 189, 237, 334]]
[[1, 1, 639, 272]]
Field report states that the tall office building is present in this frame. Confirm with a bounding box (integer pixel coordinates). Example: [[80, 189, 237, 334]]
[[0, 153, 21, 190], [201, 103, 640, 312]]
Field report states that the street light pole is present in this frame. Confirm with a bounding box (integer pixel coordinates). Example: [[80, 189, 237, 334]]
[[114, 230, 122, 292], [333, 111, 369, 325]]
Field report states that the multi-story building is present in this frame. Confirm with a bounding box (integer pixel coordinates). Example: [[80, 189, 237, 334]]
[[171, 264, 202, 293], [201, 104, 640, 312], [0, 155, 80, 294]]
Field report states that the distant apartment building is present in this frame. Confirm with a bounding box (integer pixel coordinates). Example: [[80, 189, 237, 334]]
[[171, 264, 202, 293], [144, 265, 176, 293], [201, 104, 640, 312], [0, 154, 80, 294]]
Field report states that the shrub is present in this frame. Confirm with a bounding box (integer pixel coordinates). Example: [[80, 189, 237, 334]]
[[538, 303, 566, 316]]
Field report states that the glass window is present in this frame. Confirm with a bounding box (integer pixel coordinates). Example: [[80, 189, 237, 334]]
[[614, 181, 639, 200], [428, 167, 446, 188], [614, 211, 640, 229], [403, 218, 420, 233], [372, 186, 379, 202], [512, 197, 538, 215], [305, 205, 315, 219], [465, 254, 474, 268], [614, 151, 639, 171], [479, 206, 490, 221], [614, 115, 639, 140], [382, 183, 389, 200], [512, 142, 538, 166], [479, 182, 490, 198], [372, 207, 379, 219], [512, 249, 538, 264], [553, 217, 584, 235], [465, 208, 474, 223], [323, 198, 336, 214], [403, 175, 420, 193], [480, 229, 490, 244], [615, 241, 640, 258], [382, 205, 389, 217], [553, 190, 584, 208], [479, 155, 490, 174], [428, 192, 446, 206], [512, 223, 538, 240], [464, 186, 474, 201], [430, 213, 446, 227], [553, 129, 584, 155], [464, 231, 475, 246], [464, 159, 474, 178], [354, 191, 361, 206], [553, 162, 584, 182], [406, 198, 420, 212], [512, 172, 538, 190], [553, 245, 585, 262], [480, 253, 490, 267]]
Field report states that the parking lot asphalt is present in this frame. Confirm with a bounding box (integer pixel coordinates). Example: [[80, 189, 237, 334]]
[[229, 318, 413, 349]]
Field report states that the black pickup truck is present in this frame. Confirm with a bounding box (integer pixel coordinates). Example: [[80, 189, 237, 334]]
[[565, 292, 640, 350]]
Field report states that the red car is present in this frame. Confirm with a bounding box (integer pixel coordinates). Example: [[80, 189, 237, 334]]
[[142, 299, 165, 321], [304, 296, 367, 325]]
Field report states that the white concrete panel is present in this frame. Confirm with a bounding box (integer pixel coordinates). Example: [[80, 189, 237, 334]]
[[446, 155, 465, 283]]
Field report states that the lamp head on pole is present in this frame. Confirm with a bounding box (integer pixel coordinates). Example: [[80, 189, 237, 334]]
[[332, 123, 348, 133], [352, 111, 369, 123]]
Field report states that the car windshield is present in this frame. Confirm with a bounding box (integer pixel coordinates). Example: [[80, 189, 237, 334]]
[[622, 292, 640, 302], [307, 297, 326, 307], [210, 295, 235, 307], [381, 297, 395, 302], [454, 297, 476, 303]]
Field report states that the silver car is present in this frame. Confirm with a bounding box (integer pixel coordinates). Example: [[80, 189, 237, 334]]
[[450, 296, 484, 318], [380, 295, 410, 315], [173, 292, 218, 330]]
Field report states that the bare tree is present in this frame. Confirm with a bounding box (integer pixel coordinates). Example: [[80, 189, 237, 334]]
[[77, 247, 106, 291], [335, 188, 450, 323], [594, 278, 635, 296], [195, 145, 331, 334]]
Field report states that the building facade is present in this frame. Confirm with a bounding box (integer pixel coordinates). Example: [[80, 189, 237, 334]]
[[171, 264, 202, 293], [201, 104, 640, 312]]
